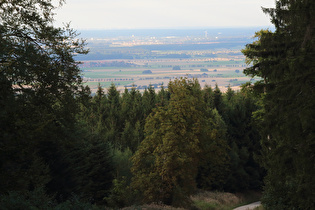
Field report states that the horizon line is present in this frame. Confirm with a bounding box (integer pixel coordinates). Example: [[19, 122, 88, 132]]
[[75, 25, 274, 31]]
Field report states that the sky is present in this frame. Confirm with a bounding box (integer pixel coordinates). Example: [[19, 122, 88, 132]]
[[54, 0, 275, 30]]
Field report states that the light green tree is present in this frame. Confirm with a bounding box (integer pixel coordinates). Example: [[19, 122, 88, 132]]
[[131, 78, 229, 206]]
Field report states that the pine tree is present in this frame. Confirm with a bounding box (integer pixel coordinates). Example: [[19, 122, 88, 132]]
[[105, 83, 122, 148], [213, 84, 224, 114], [202, 84, 215, 109], [92, 84, 108, 135], [72, 135, 114, 205], [142, 84, 157, 118], [121, 87, 132, 125], [242, 1, 315, 208], [156, 85, 170, 107]]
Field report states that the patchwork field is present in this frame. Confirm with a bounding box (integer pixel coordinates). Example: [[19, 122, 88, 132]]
[[81, 57, 256, 93], [77, 28, 262, 93]]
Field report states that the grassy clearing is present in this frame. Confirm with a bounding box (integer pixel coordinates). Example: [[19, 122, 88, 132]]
[[82, 71, 118, 78], [112, 70, 143, 75], [191, 190, 262, 210], [83, 71, 142, 78], [253, 206, 264, 210], [122, 204, 186, 210], [82, 67, 119, 70], [121, 191, 262, 210], [191, 191, 240, 210]]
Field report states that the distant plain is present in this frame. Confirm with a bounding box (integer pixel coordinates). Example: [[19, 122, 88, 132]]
[[77, 28, 261, 92]]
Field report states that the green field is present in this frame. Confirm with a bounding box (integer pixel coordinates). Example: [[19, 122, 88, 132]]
[[80, 55, 252, 92]]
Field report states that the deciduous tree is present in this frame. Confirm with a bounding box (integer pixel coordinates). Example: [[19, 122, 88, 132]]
[[0, 0, 89, 199], [131, 78, 229, 206]]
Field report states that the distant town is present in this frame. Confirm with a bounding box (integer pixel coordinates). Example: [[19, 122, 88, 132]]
[[77, 28, 260, 92]]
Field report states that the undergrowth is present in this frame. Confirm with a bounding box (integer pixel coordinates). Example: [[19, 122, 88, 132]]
[[121, 190, 262, 210], [191, 190, 262, 210]]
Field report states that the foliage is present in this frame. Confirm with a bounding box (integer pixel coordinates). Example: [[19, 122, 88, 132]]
[[112, 148, 133, 181], [76, 79, 261, 208], [0, 0, 88, 198], [222, 89, 264, 192], [0, 188, 54, 210], [196, 109, 230, 191], [157, 85, 171, 107], [131, 78, 230, 206], [105, 177, 134, 208], [0, 0, 115, 206], [71, 135, 114, 205], [242, 0, 315, 209], [0, 188, 101, 210], [142, 84, 157, 118]]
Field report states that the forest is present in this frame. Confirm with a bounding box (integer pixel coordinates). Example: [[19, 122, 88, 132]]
[[0, 0, 314, 209]]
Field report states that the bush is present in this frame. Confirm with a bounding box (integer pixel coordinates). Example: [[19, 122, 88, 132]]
[[0, 189, 101, 210], [172, 66, 181, 70], [105, 178, 134, 208], [142, 70, 152, 74], [55, 194, 100, 210], [0, 188, 53, 210]]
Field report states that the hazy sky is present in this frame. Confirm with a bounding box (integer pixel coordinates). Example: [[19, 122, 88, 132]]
[[54, 0, 275, 29]]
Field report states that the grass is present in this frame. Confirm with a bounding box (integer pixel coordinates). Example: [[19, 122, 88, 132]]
[[121, 191, 262, 210], [193, 200, 220, 210], [191, 191, 240, 210], [253, 206, 264, 210], [122, 204, 186, 210], [82, 67, 120, 70], [112, 70, 143, 75], [83, 70, 143, 78], [191, 190, 262, 210]]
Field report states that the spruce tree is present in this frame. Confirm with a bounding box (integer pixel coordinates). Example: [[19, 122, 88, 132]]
[[202, 84, 215, 109], [142, 84, 157, 118], [222, 90, 263, 192], [156, 85, 170, 107], [105, 83, 122, 148], [242, 1, 315, 208]]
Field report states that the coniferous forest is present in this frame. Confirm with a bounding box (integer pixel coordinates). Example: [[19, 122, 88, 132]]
[[0, 0, 314, 209]]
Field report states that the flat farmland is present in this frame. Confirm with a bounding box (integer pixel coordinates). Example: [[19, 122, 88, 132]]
[[76, 28, 264, 92], [81, 57, 257, 93]]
